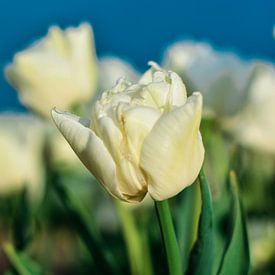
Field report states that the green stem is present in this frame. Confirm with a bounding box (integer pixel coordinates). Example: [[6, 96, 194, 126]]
[[155, 200, 182, 275], [115, 201, 153, 275]]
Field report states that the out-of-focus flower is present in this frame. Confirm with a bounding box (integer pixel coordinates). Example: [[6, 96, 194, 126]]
[[5, 23, 97, 118], [163, 41, 255, 116], [51, 63, 204, 202], [163, 41, 275, 155], [0, 114, 45, 203], [248, 220, 275, 270], [224, 64, 275, 154], [99, 57, 140, 92]]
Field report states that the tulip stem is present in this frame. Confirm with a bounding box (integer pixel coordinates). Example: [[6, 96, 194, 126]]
[[115, 200, 153, 275], [155, 199, 182, 275]]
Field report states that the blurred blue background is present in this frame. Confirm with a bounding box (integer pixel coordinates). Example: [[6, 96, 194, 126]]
[[0, 0, 274, 111]]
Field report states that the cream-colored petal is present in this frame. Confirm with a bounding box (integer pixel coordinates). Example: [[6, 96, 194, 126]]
[[169, 72, 187, 106], [96, 115, 147, 201], [46, 26, 68, 56], [138, 61, 162, 84], [51, 108, 126, 201], [138, 68, 153, 85], [122, 106, 161, 161], [96, 115, 123, 162], [140, 92, 204, 201], [144, 81, 170, 109]]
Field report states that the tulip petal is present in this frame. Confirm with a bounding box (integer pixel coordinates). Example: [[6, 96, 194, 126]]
[[143, 81, 170, 109], [169, 72, 187, 106], [139, 61, 161, 84], [51, 108, 125, 201], [140, 92, 204, 201], [123, 106, 161, 161], [96, 114, 147, 201]]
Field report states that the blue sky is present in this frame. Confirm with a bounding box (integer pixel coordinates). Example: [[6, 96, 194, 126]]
[[1, 0, 274, 111]]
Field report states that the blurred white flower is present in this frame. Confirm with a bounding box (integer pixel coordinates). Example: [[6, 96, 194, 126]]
[[163, 41, 275, 154], [5, 23, 98, 117], [248, 220, 275, 269], [98, 57, 140, 92], [224, 63, 275, 154], [163, 41, 255, 116], [0, 114, 45, 203], [52, 63, 204, 202]]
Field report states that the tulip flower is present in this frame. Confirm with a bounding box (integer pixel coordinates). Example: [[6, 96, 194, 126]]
[[163, 41, 255, 117], [52, 63, 204, 202], [224, 63, 275, 154], [99, 57, 140, 92], [5, 23, 97, 118], [0, 114, 45, 203]]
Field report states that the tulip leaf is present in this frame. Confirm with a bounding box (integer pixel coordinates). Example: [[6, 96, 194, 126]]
[[217, 171, 250, 275], [12, 188, 32, 251], [186, 169, 213, 275], [4, 243, 43, 275], [176, 181, 201, 271]]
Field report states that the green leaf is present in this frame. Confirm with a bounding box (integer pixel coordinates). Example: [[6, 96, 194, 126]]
[[186, 169, 214, 275], [12, 189, 32, 251], [211, 185, 232, 274], [218, 171, 250, 275], [3, 243, 43, 275], [176, 181, 201, 271]]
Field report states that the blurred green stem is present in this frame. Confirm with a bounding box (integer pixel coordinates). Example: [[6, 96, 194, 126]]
[[53, 180, 119, 274], [155, 200, 182, 275], [12, 189, 31, 251], [115, 201, 153, 275]]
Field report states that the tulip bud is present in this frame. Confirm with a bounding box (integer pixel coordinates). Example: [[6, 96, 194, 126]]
[[5, 23, 97, 118], [52, 63, 204, 202]]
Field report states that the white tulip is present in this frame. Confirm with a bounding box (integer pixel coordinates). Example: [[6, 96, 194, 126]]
[[52, 63, 204, 202], [5, 23, 97, 117], [163, 41, 255, 116], [224, 63, 275, 154], [0, 114, 45, 203], [99, 57, 140, 92]]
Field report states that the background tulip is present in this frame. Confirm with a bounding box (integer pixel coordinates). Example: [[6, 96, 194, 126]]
[[0, 114, 45, 203], [5, 23, 98, 118], [163, 41, 255, 117], [98, 57, 140, 92], [223, 63, 275, 154]]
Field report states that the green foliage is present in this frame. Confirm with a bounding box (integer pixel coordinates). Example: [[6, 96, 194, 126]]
[[12, 189, 32, 251], [4, 243, 43, 275], [217, 171, 250, 275], [176, 181, 201, 272], [186, 169, 214, 275]]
